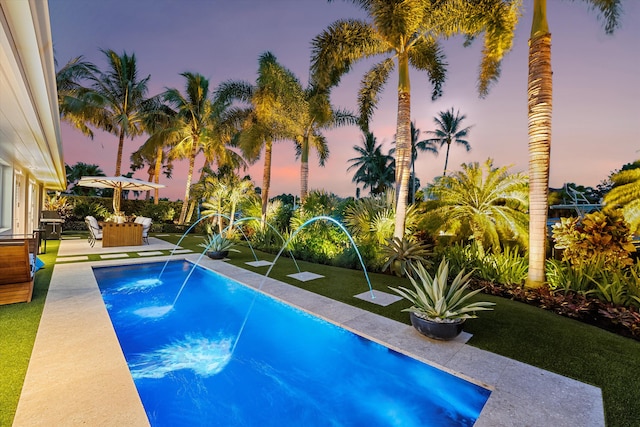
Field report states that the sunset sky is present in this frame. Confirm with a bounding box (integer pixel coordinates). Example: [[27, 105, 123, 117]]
[[49, 0, 640, 201]]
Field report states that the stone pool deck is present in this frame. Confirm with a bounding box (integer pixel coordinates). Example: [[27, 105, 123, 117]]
[[13, 239, 604, 426]]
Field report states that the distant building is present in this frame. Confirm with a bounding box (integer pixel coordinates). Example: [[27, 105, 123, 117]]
[[0, 0, 66, 237]]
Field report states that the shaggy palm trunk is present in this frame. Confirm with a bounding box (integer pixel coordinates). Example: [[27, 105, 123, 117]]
[[145, 166, 154, 201], [527, 4, 553, 287], [261, 138, 273, 228], [443, 142, 451, 177], [300, 136, 309, 201], [186, 163, 209, 224], [393, 53, 412, 240], [153, 145, 163, 205], [113, 129, 125, 213], [178, 141, 198, 224]]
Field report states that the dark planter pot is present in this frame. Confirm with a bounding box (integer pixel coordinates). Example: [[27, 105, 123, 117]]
[[409, 312, 465, 341], [206, 250, 229, 260]]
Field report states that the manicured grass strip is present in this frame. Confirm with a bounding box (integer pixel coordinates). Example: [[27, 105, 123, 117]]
[[0, 240, 59, 427]]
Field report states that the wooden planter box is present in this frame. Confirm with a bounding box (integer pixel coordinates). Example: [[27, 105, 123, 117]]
[[102, 223, 143, 247]]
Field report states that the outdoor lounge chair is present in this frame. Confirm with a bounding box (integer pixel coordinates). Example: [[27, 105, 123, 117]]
[[85, 216, 103, 247], [0, 240, 35, 305], [134, 216, 152, 244]]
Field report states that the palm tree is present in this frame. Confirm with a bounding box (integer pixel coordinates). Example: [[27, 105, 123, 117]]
[[347, 132, 395, 195], [604, 160, 640, 234], [84, 50, 152, 177], [80, 49, 155, 212], [294, 84, 357, 200], [156, 72, 235, 224], [65, 162, 105, 195], [216, 52, 301, 223], [426, 159, 529, 255], [56, 56, 98, 137], [312, 0, 519, 240], [424, 108, 472, 177], [130, 140, 173, 202], [526, 0, 622, 287]]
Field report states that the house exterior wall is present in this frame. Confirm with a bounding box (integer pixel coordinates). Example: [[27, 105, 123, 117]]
[[0, 0, 65, 237]]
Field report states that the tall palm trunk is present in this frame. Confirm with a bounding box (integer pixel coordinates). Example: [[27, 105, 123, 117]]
[[443, 141, 451, 176], [113, 128, 126, 213], [393, 53, 412, 240], [186, 161, 210, 224], [527, 0, 552, 287], [145, 165, 154, 201], [261, 138, 273, 227], [300, 135, 309, 201], [153, 145, 163, 205], [178, 141, 198, 224]]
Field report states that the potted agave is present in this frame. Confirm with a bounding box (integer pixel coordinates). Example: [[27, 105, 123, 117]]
[[199, 233, 240, 260], [389, 258, 495, 340]]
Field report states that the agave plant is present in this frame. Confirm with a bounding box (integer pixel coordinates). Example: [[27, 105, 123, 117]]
[[382, 237, 433, 278], [198, 233, 240, 253], [389, 258, 495, 322]]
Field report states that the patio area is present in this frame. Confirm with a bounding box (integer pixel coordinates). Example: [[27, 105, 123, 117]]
[[12, 238, 605, 426]]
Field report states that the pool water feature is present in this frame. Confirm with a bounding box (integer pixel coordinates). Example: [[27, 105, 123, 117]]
[[94, 260, 491, 426]]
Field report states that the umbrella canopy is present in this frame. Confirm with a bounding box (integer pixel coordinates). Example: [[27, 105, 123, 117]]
[[77, 176, 165, 213]]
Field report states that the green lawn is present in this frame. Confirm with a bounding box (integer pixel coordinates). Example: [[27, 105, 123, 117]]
[[1, 235, 639, 426]]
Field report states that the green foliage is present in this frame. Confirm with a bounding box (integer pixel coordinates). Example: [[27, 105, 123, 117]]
[[475, 246, 528, 285], [546, 257, 640, 308], [436, 243, 527, 287], [424, 159, 529, 254], [138, 203, 176, 222], [44, 193, 74, 220], [552, 210, 636, 266], [71, 200, 111, 221], [389, 259, 495, 322], [545, 259, 600, 295], [604, 160, 640, 234], [381, 237, 433, 278]]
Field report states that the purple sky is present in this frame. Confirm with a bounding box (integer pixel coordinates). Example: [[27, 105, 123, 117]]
[[49, 0, 640, 201]]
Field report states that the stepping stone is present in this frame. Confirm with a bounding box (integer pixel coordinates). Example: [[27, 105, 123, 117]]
[[245, 260, 274, 267], [354, 290, 402, 307], [172, 249, 192, 254], [101, 253, 130, 259], [287, 271, 324, 282], [138, 251, 164, 257]]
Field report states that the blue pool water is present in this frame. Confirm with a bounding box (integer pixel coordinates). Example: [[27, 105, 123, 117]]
[[94, 260, 490, 426]]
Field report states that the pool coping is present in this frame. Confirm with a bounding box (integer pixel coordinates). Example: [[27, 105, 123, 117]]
[[13, 254, 605, 426]]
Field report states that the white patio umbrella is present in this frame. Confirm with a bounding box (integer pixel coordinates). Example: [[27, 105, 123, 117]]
[[77, 176, 165, 214]]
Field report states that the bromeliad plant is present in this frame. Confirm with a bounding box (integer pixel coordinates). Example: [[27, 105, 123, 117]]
[[389, 258, 495, 323], [382, 237, 433, 278]]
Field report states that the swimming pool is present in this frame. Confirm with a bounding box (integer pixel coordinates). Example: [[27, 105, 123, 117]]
[[94, 260, 491, 426]]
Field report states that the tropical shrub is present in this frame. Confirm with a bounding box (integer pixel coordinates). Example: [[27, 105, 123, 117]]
[[552, 210, 636, 266], [381, 237, 433, 278], [475, 246, 528, 286], [603, 160, 640, 234], [286, 191, 352, 266], [545, 259, 600, 295], [44, 193, 74, 220], [423, 159, 529, 255], [436, 243, 527, 287], [71, 200, 111, 221], [138, 203, 176, 223]]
